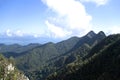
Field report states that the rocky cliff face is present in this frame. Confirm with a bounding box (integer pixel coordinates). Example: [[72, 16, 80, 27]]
[[0, 54, 29, 80]]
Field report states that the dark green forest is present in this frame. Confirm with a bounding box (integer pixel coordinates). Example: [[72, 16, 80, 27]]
[[46, 34, 120, 80]]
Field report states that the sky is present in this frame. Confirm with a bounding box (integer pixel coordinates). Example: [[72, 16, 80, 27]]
[[0, 0, 120, 44]]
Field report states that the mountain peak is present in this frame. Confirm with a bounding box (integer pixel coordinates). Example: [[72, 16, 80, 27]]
[[86, 31, 96, 38], [98, 31, 106, 36]]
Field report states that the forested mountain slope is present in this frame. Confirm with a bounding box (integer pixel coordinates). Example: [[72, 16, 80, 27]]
[[15, 31, 105, 80], [46, 34, 120, 80], [0, 43, 40, 58]]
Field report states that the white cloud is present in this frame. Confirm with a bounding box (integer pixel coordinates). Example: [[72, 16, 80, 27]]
[[107, 26, 120, 34], [4, 29, 45, 38], [42, 0, 92, 38], [6, 29, 12, 37], [33, 33, 44, 38], [80, 0, 108, 6], [15, 30, 24, 37], [45, 21, 72, 38], [33, 34, 39, 38], [5, 29, 24, 37]]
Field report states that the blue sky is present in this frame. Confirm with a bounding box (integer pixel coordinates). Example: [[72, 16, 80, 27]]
[[0, 0, 120, 44]]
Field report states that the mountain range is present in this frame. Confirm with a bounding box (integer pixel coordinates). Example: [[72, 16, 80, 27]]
[[1, 30, 120, 80], [0, 31, 107, 80]]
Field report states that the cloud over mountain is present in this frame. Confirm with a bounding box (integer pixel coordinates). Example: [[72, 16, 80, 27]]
[[42, 0, 92, 38]]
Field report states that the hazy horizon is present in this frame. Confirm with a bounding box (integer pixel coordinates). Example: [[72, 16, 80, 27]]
[[0, 30, 104, 45]]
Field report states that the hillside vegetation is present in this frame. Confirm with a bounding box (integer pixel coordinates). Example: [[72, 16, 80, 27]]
[[0, 54, 29, 80], [46, 34, 120, 80]]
